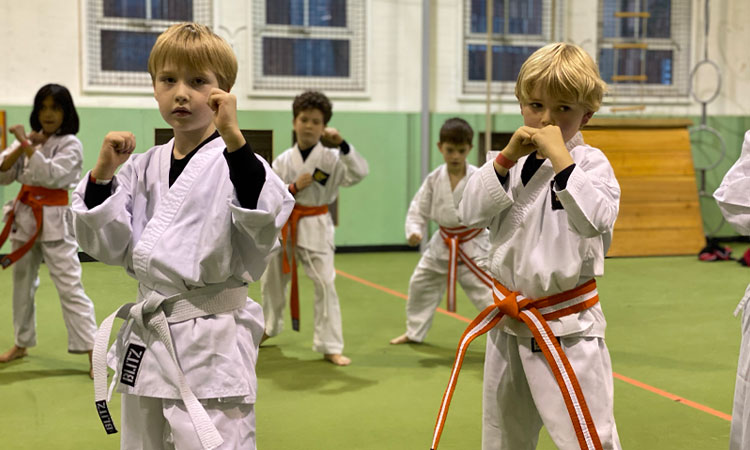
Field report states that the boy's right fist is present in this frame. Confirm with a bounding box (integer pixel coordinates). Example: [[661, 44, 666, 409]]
[[504, 126, 538, 161], [93, 131, 136, 179], [295, 173, 313, 191], [408, 233, 422, 247]]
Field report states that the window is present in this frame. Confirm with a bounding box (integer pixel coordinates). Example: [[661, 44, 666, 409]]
[[84, 0, 212, 91], [252, 0, 366, 92], [598, 0, 691, 98], [463, 0, 558, 95]]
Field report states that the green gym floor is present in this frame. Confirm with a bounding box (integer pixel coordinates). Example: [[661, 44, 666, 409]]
[[0, 250, 745, 449]]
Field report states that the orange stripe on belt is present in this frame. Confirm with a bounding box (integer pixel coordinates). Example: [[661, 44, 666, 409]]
[[431, 278, 602, 450], [0, 184, 69, 269], [280, 203, 329, 331], [439, 226, 492, 312]]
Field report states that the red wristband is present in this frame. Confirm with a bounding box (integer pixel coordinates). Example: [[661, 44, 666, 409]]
[[494, 152, 517, 169], [20, 139, 31, 148]]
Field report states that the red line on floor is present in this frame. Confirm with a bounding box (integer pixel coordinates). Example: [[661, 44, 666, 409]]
[[335, 268, 733, 423]]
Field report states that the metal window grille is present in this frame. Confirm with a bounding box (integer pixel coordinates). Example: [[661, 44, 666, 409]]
[[598, 0, 691, 98], [252, 0, 366, 92], [463, 0, 558, 95], [84, 0, 213, 91]]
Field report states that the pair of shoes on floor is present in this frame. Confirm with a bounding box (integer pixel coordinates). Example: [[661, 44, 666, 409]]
[[698, 243, 750, 266]]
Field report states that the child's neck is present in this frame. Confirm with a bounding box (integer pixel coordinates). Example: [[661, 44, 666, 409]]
[[446, 163, 466, 191], [173, 125, 217, 159]]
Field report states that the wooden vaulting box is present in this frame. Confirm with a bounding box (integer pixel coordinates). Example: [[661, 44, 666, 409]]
[[581, 118, 705, 257]]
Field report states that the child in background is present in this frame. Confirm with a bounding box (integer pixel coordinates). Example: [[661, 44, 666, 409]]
[[390, 117, 492, 345], [431, 43, 621, 450], [713, 130, 750, 450], [260, 90, 368, 366], [0, 84, 97, 376], [71, 23, 293, 449]]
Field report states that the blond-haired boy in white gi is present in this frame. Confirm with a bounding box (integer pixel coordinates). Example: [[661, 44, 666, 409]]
[[714, 130, 750, 450], [71, 23, 294, 450], [432, 43, 621, 450], [260, 90, 368, 366], [390, 117, 492, 345]]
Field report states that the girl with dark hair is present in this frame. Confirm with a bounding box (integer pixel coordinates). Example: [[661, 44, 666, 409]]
[[0, 84, 96, 377]]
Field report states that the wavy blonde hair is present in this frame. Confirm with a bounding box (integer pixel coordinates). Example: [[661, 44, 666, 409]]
[[515, 42, 606, 112], [148, 22, 238, 92]]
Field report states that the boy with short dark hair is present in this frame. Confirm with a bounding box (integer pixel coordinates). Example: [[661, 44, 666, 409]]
[[390, 117, 493, 345], [260, 90, 368, 366], [431, 43, 622, 450], [71, 22, 294, 449]]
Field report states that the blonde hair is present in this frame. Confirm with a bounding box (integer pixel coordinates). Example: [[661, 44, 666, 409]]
[[515, 42, 606, 112], [148, 23, 238, 91]]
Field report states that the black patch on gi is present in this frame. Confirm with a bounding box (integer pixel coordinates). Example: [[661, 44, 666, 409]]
[[550, 181, 564, 210], [312, 168, 330, 186], [95, 400, 118, 434], [531, 336, 560, 353], [120, 343, 146, 387]]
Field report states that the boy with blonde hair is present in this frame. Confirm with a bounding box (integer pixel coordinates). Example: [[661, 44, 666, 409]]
[[390, 117, 493, 345], [431, 43, 621, 450], [72, 23, 293, 449]]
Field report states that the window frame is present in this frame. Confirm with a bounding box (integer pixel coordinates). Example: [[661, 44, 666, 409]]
[[249, 0, 368, 97], [82, 0, 214, 94], [596, 0, 692, 99], [461, 0, 561, 97]]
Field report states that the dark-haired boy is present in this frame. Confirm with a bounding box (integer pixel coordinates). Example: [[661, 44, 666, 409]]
[[390, 117, 492, 345], [260, 90, 368, 366]]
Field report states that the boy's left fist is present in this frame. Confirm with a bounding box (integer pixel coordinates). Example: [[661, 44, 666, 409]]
[[323, 127, 343, 146], [531, 125, 566, 159], [208, 88, 245, 151]]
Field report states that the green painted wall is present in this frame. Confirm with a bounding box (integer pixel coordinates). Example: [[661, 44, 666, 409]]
[[2, 105, 749, 254]]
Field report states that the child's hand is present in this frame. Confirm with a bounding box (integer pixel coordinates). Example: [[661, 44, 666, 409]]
[[92, 132, 136, 180], [295, 173, 313, 191], [323, 127, 344, 146], [531, 125, 573, 172], [504, 126, 538, 161], [9, 125, 28, 143], [408, 233, 422, 247], [28, 131, 48, 146], [208, 88, 245, 152]]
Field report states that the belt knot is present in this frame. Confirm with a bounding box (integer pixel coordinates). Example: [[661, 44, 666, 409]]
[[494, 291, 521, 319]]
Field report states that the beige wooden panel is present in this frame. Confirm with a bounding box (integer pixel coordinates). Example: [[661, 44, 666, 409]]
[[613, 201, 702, 229], [608, 228, 705, 257], [618, 176, 701, 204]]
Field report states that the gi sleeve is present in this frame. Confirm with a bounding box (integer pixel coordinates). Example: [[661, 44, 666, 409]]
[[458, 153, 515, 229], [714, 130, 750, 235], [0, 141, 22, 185], [554, 148, 620, 238], [334, 143, 369, 187], [71, 161, 136, 268], [405, 173, 432, 239], [24, 136, 84, 189]]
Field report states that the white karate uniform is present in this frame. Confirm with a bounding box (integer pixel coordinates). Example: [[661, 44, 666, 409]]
[[261, 141, 368, 354], [0, 135, 96, 353], [71, 135, 294, 450], [459, 132, 622, 450], [403, 163, 492, 342], [714, 130, 750, 450]]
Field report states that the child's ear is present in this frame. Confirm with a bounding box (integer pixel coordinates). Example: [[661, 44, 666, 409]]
[[580, 111, 594, 128]]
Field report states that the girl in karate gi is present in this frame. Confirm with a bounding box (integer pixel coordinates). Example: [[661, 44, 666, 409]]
[[72, 23, 294, 450], [714, 130, 750, 450], [441, 43, 622, 450], [390, 117, 493, 345], [260, 90, 369, 366], [0, 84, 97, 376]]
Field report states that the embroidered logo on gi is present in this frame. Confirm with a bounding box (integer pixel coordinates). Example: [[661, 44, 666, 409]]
[[95, 400, 118, 434], [550, 181, 564, 210], [531, 336, 560, 353], [312, 168, 330, 185], [120, 343, 146, 387]]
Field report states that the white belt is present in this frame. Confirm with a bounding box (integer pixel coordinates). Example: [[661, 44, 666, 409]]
[[93, 279, 248, 450]]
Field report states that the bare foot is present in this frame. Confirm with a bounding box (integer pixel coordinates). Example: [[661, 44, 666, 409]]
[[324, 353, 351, 366], [260, 332, 271, 345], [389, 334, 414, 345], [88, 350, 94, 379], [0, 345, 27, 363]]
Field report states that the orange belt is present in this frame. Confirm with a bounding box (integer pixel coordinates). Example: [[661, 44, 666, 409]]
[[281, 203, 329, 331], [0, 185, 69, 269], [439, 226, 492, 312], [431, 278, 603, 450]]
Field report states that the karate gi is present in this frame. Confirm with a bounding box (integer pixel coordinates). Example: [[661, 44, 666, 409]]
[[0, 135, 96, 353], [403, 163, 492, 342], [261, 141, 368, 354], [72, 135, 294, 450], [458, 132, 622, 450], [714, 130, 750, 450]]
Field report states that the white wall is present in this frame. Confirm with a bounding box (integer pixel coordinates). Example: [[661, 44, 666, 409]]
[[0, 0, 748, 116]]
